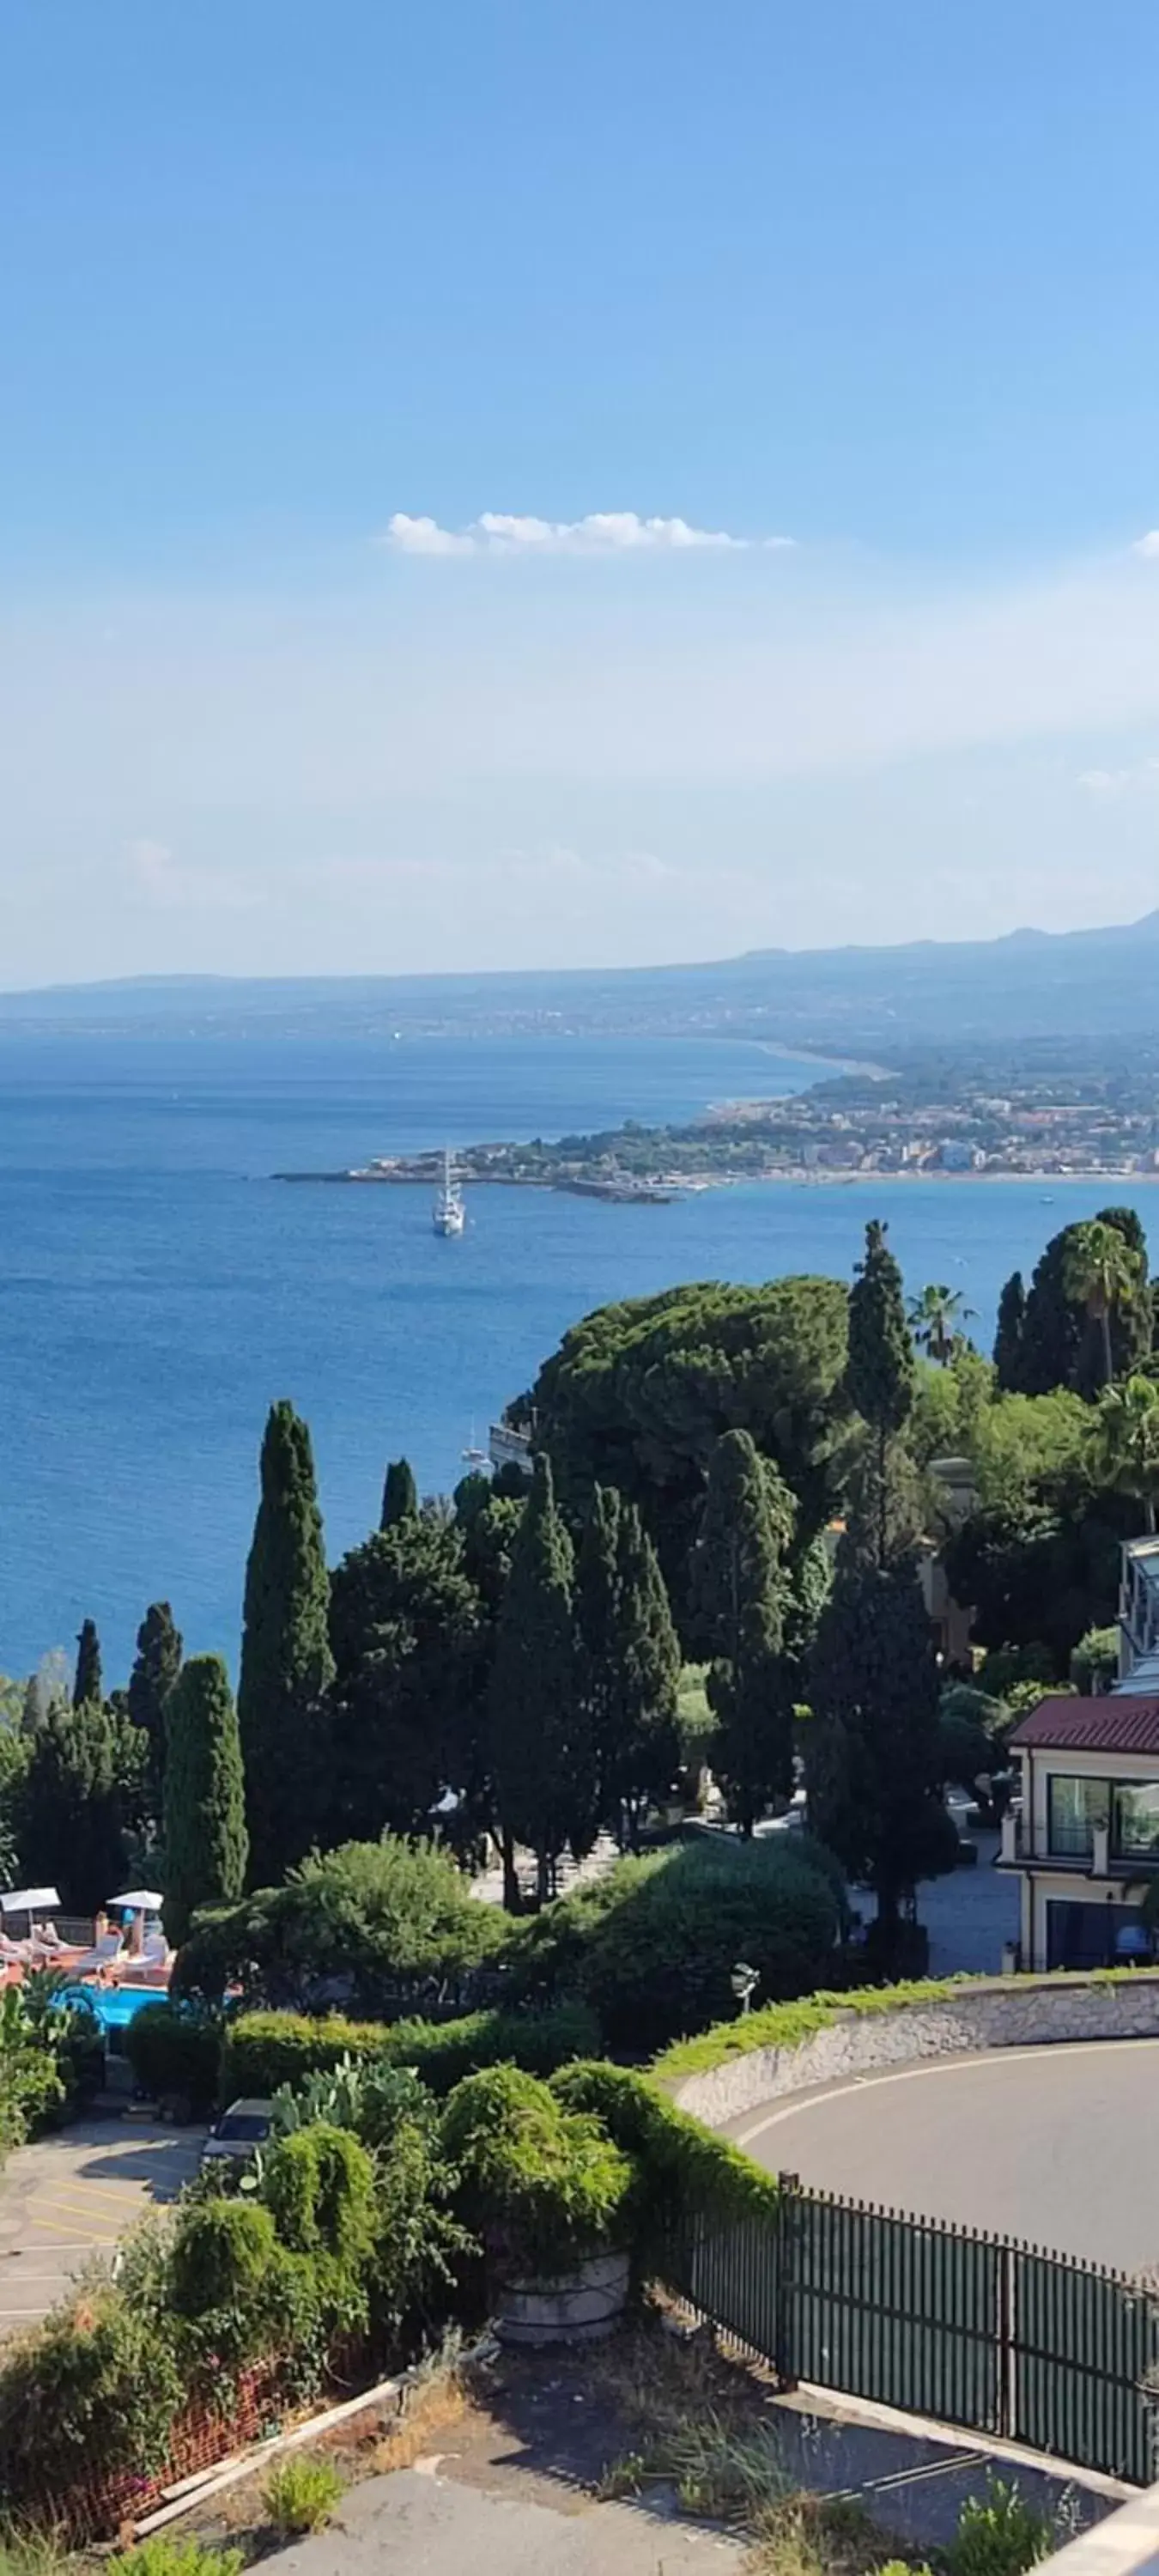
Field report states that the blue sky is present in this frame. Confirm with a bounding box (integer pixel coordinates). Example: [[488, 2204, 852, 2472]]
[[3, 1, 1159, 981]]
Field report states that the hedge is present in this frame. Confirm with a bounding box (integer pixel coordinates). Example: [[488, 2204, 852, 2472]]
[[124, 2005, 223, 2111], [218, 2001, 599, 2105], [549, 2059, 780, 2259]]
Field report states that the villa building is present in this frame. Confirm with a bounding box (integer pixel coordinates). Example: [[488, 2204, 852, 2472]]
[[1000, 1539, 1159, 1970]]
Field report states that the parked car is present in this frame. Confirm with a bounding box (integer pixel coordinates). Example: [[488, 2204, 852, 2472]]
[[200, 2097, 276, 2169]]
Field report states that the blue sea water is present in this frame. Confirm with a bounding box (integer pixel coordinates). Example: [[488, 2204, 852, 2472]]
[[1, 1029, 1153, 1681]]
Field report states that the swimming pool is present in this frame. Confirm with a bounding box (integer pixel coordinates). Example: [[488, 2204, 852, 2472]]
[[63, 1984, 162, 2031]]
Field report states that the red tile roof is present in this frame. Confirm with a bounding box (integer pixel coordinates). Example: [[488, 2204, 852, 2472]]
[[1008, 1695, 1159, 1754]]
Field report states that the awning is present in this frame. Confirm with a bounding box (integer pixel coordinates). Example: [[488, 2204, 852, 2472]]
[[0, 1886, 61, 1916], [107, 1888, 164, 1911]]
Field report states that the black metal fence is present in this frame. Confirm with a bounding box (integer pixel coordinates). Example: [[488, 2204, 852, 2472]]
[[663, 2178, 1159, 2487]]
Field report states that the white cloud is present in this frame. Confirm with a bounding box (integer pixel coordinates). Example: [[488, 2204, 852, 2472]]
[[1132, 532, 1159, 559], [1077, 757, 1159, 797], [381, 507, 787, 556], [124, 838, 262, 910]]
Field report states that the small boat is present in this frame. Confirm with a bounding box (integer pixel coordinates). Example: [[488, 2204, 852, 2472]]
[[433, 1148, 465, 1237]]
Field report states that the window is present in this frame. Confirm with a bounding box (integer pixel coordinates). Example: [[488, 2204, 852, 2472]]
[[1112, 1781, 1159, 1861], [1047, 1776, 1108, 1858], [1046, 1900, 1149, 1971]]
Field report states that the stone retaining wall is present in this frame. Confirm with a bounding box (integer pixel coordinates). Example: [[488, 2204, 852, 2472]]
[[671, 1975, 1159, 2129]]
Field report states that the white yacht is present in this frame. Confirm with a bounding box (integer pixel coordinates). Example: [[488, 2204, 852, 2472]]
[[432, 1148, 465, 1236]]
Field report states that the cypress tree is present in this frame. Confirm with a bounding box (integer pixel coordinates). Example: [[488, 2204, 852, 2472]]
[[127, 1602, 184, 1817], [73, 1618, 102, 1711], [162, 1654, 249, 1946], [993, 1271, 1026, 1391], [690, 1429, 796, 1837], [576, 1486, 681, 1845], [846, 1219, 916, 1569], [18, 1699, 126, 1913], [807, 1545, 957, 1943], [237, 1400, 335, 1887], [489, 1453, 592, 1903], [380, 1457, 419, 1529]]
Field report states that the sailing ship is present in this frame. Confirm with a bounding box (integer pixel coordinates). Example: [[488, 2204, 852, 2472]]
[[432, 1148, 465, 1236]]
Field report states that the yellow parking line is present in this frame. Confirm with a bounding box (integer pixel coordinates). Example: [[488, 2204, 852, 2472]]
[[27, 2208, 124, 2239]]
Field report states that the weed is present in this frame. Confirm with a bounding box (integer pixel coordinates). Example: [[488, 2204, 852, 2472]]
[[0, 2528, 75, 2576], [261, 2456, 343, 2536], [947, 2477, 1053, 2576], [595, 2451, 648, 2501], [106, 2542, 244, 2576]]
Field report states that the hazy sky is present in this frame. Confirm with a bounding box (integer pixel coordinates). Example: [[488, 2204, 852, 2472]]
[[3, 1, 1159, 986]]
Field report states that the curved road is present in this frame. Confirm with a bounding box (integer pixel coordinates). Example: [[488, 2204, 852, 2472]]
[[723, 2038, 1159, 2275]]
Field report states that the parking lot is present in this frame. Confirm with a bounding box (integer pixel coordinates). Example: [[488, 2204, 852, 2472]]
[[0, 2114, 204, 2335]]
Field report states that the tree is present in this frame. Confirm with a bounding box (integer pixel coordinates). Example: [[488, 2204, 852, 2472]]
[[1063, 1220, 1144, 1390], [126, 1602, 183, 1817], [1015, 1209, 1151, 1397], [993, 1271, 1026, 1391], [908, 1284, 975, 1366], [329, 1516, 482, 1843], [238, 1401, 335, 1888], [575, 1487, 680, 1845], [1089, 1374, 1159, 1534], [72, 1619, 102, 1712], [531, 1275, 852, 1629], [846, 1220, 916, 1567], [690, 1430, 796, 1837], [807, 1546, 958, 1940], [162, 1654, 249, 1946], [380, 1458, 418, 1529], [488, 1454, 592, 1903], [16, 1700, 127, 1914]]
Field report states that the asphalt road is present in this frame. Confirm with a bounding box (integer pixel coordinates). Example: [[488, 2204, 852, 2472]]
[[0, 2114, 204, 2334], [723, 2038, 1159, 2275]]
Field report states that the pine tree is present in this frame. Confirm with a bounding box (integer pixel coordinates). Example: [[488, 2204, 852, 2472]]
[[846, 1219, 916, 1568], [237, 1400, 335, 1887], [162, 1654, 249, 1946], [127, 1602, 183, 1818], [690, 1430, 796, 1837], [807, 1545, 957, 1942], [73, 1618, 102, 1711], [993, 1271, 1027, 1391], [380, 1457, 419, 1528], [489, 1453, 592, 1902]]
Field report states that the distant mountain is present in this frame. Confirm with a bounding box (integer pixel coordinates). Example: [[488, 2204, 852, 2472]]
[[4, 914, 1159, 1053]]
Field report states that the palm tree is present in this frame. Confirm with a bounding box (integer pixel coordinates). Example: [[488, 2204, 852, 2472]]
[[907, 1283, 976, 1366], [1063, 1221, 1144, 1388], [1090, 1374, 1159, 1533]]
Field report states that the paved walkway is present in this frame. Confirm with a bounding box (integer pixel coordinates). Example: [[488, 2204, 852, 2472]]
[[271, 2466, 745, 2575], [0, 2114, 203, 2334]]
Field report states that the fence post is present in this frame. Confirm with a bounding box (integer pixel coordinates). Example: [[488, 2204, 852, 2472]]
[[996, 2239, 1014, 2441], [776, 2171, 800, 2391]]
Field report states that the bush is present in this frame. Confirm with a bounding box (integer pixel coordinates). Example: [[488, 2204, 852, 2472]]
[[515, 1840, 841, 2052], [262, 2457, 343, 2535], [124, 2005, 221, 2110], [0, 2288, 182, 2510], [550, 2061, 779, 2257], [167, 2194, 325, 2390], [173, 1838, 507, 2016], [169, 2199, 281, 2317], [220, 2000, 598, 2105], [259, 2124, 378, 2271], [108, 2543, 243, 2576], [947, 2479, 1053, 2576], [441, 2064, 634, 2279]]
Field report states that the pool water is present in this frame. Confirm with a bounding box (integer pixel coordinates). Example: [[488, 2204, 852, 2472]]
[[64, 1984, 161, 2030]]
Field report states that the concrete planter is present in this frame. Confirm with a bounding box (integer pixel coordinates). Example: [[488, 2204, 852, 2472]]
[[495, 2248, 630, 2348]]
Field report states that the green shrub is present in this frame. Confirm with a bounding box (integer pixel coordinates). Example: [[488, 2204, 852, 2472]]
[[169, 2198, 281, 2317], [167, 2196, 325, 2390], [441, 2064, 634, 2279], [124, 2005, 221, 2109], [550, 2061, 778, 2258], [173, 1837, 507, 2015], [948, 2479, 1053, 2576], [0, 2289, 182, 2509], [107, 2542, 244, 2576], [262, 2456, 343, 2535], [259, 2124, 378, 2271], [221, 2000, 598, 2105], [514, 1840, 841, 2052]]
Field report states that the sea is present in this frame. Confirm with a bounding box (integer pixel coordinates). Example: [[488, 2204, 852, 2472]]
[[1, 1029, 1153, 1682]]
